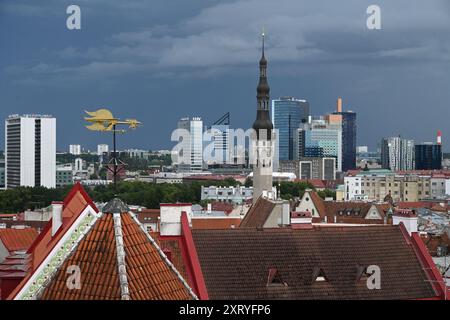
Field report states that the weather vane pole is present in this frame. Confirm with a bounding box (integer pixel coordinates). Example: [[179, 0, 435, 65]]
[[84, 109, 141, 190]]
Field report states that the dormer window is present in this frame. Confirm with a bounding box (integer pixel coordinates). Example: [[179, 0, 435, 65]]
[[356, 265, 371, 282], [267, 268, 287, 287], [313, 268, 328, 282]]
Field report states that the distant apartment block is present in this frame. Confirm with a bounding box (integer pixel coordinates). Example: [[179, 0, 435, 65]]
[[344, 169, 448, 202], [97, 144, 109, 156], [381, 137, 415, 171], [56, 166, 74, 187], [279, 157, 336, 180], [201, 186, 253, 204], [69, 144, 81, 155], [5, 114, 56, 189]]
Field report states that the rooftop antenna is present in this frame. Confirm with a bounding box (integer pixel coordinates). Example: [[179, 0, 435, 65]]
[[84, 109, 142, 190]]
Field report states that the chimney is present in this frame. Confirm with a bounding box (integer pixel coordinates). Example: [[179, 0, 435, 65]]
[[337, 97, 343, 113], [281, 202, 290, 225], [392, 209, 418, 235], [437, 130, 442, 145], [51, 202, 64, 236]]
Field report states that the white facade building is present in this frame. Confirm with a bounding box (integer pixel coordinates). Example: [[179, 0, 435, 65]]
[[5, 114, 56, 189], [160, 204, 193, 236], [344, 176, 364, 201], [69, 144, 81, 155], [176, 117, 203, 173], [201, 186, 254, 204], [381, 137, 415, 171], [97, 144, 109, 156]]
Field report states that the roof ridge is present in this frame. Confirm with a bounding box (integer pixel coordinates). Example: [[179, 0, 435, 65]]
[[128, 211, 198, 299], [112, 212, 130, 300]]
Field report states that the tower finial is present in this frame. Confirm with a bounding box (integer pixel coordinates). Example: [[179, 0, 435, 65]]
[[261, 27, 265, 57]]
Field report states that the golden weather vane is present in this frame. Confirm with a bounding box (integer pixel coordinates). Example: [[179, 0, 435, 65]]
[[84, 109, 141, 132], [84, 108, 142, 189]]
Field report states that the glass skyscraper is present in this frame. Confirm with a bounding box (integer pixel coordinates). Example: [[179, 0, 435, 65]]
[[333, 111, 356, 172], [295, 118, 342, 172], [271, 97, 309, 161], [415, 143, 442, 170]]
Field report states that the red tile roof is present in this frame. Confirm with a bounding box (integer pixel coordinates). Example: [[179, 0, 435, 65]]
[[0, 228, 39, 252], [240, 196, 276, 228], [192, 218, 242, 229], [396, 202, 433, 209], [6, 184, 195, 300], [192, 225, 441, 299], [306, 190, 391, 222], [210, 202, 234, 214], [38, 210, 195, 300]]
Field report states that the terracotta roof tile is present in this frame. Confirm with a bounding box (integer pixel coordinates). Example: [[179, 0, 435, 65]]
[[39, 211, 194, 300], [240, 197, 276, 228], [0, 228, 39, 252], [192, 218, 241, 230], [192, 226, 438, 300]]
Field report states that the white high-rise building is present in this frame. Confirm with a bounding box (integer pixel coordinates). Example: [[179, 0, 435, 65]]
[[176, 117, 203, 173], [97, 144, 109, 156], [5, 114, 56, 189], [381, 137, 415, 171], [69, 144, 81, 155]]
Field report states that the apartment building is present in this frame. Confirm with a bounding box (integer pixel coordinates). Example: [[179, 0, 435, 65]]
[[344, 169, 448, 202]]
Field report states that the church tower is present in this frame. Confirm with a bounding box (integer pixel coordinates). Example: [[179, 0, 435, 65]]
[[252, 32, 274, 204]]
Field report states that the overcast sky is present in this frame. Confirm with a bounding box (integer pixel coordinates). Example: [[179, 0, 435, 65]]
[[1, 0, 450, 152]]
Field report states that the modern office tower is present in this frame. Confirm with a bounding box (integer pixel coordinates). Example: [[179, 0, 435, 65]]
[[279, 157, 336, 180], [69, 144, 81, 155], [271, 97, 310, 161], [209, 112, 230, 165], [332, 97, 356, 172], [294, 117, 342, 172], [252, 32, 274, 203], [415, 143, 442, 170], [381, 136, 415, 171], [5, 114, 56, 189], [97, 144, 109, 156], [299, 157, 336, 180], [211, 124, 229, 164], [176, 117, 203, 173]]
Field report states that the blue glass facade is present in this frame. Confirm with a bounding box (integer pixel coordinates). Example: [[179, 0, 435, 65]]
[[415, 144, 442, 170], [272, 97, 309, 161], [296, 120, 342, 171], [333, 111, 356, 171]]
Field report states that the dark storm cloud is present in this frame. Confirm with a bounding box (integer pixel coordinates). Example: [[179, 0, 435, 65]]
[[1, 0, 450, 151]]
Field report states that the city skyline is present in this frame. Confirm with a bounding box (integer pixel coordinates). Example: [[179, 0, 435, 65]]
[[1, 1, 450, 152]]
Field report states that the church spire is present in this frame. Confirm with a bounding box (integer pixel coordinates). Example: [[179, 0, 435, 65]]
[[253, 30, 273, 135]]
